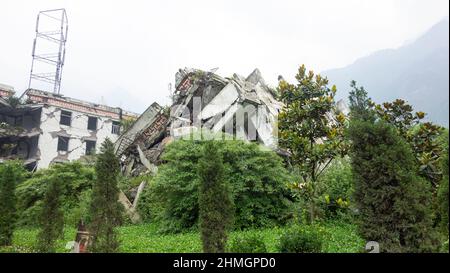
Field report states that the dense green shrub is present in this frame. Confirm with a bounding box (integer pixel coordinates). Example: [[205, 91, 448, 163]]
[[198, 141, 233, 253], [318, 158, 353, 220], [278, 225, 324, 253], [15, 161, 95, 227], [65, 190, 92, 226], [348, 118, 439, 252], [138, 138, 293, 233], [0, 160, 26, 246], [228, 233, 267, 253], [437, 138, 449, 237], [118, 173, 153, 200]]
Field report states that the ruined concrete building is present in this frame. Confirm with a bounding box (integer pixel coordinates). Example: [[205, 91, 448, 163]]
[[0, 86, 138, 170], [115, 67, 285, 177]]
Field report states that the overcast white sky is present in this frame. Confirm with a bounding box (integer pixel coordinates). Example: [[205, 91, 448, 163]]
[[1, 0, 448, 113]]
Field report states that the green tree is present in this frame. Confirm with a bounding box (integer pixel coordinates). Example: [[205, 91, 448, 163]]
[[375, 99, 445, 188], [0, 161, 25, 246], [348, 80, 375, 122], [348, 117, 438, 252], [138, 137, 292, 233], [198, 141, 234, 253], [277, 65, 347, 223], [36, 177, 64, 252], [88, 138, 123, 253], [15, 161, 95, 227]]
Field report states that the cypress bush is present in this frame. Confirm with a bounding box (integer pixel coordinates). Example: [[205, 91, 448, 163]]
[[0, 161, 25, 246], [198, 141, 233, 253], [348, 119, 439, 252], [36, 177, 64, 252], [88, 138, 124, 253]]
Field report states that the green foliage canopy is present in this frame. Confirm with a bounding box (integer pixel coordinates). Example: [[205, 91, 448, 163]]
[[138, 138, 293, 233]]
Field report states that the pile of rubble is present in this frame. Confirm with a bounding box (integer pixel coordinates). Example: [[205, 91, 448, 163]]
[[111, 67, 350, 222], [114, 67, 285, 178]]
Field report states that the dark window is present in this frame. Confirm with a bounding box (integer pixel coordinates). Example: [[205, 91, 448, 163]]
[[57, 136, 69, 152], [60, 110, 72, 126], [14, 115, 23, 126], [87, 116, 98, 130], [85, 140, 96, 155], [112, 121, 121, 135]]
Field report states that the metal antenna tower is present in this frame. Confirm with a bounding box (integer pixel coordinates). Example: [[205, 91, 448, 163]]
[[28, 9, 68, 95]]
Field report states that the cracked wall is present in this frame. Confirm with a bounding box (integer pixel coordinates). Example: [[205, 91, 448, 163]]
[[37, 105, 120, 169]]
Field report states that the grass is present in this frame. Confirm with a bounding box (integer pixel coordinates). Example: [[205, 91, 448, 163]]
[[1, 221, 364, 253]]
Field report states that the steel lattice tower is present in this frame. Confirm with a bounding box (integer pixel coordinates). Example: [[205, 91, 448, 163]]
[[28, 9, 68, 95]]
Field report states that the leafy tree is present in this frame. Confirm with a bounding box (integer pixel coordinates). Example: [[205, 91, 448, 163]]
[[88, 138, 123, 253], [36, 177, 64, 252], [319, 158, 353, 219], [198, 141, 233, 253], [375, 99, 445, 188], [120, 118, 137, 132], [277, 65, 347, 223], [348, 116, 438, 252], [15, 161, 95, 227], [0, 161, 25, 246], [138, 137, 292, 233], [6, 96, 22, 108]]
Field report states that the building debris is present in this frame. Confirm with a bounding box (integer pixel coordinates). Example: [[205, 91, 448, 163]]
[[114, 67, 284, 180], [115, 67, 350, 183]]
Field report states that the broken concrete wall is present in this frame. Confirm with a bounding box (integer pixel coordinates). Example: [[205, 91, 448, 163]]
[[116, 67, 284, 180], [37, 104, 121, 168]]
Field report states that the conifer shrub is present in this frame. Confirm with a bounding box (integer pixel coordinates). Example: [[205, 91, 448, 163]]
[[198, 141, 233, 253], [88, 138, 124, 253], [348, 119, 439, 252], [36, 178, 64, 252], [0, 161, 25, 246]]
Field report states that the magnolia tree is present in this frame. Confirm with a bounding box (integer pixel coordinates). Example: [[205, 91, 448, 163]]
[[277, 65, 347, 223]]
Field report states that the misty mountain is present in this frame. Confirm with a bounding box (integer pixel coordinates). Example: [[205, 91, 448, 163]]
[[323, 19, 449, 126]]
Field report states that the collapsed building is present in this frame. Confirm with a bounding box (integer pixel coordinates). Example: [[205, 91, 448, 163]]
[[115, 67, 285, 177], [0, 86, 139, 170], [113, 67, 350, 222]]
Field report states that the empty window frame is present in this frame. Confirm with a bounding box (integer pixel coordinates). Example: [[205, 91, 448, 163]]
[[60, 110, 72, 126], [57, 136, 69, 152], [112, 121, 121, 135], [87, 116, 98, 131], [85, 140, 96, 155]]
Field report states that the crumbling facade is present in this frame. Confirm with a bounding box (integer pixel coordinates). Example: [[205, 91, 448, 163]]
[[1, 86, 138, 170]]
